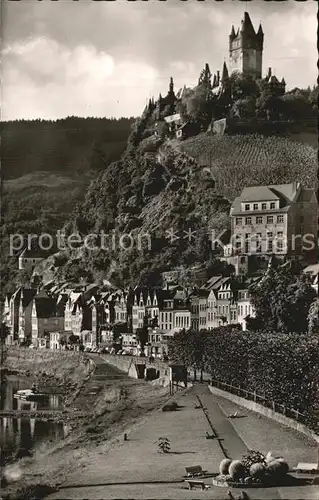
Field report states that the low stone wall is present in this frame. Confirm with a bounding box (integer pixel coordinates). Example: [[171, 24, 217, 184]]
[[208, 385, 319, 444], [2, 347, 94, 385], [100, 354, 171, 386], [99, 354, 133, 373]]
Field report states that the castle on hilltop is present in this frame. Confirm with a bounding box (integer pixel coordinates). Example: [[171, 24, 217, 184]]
[[209, 11, 285, 97], [148, 12, 286, 140]]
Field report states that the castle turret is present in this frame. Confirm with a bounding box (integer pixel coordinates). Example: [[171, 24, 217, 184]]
[[169, 77, 174, 95], [229, 25, 236, 43], [257, 23, 264, 49]]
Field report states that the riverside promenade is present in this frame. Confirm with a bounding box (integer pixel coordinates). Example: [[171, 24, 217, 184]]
[[47, 384, 318, 500]]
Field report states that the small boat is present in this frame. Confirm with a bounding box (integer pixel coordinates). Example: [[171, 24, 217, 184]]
[[14, 389, 48, 401]]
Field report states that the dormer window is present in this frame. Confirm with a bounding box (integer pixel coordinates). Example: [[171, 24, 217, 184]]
[[270, 202, 276, 209], [245, 204, 250, 211], [262, 203, 267, 210], [253, 203, 258, 211]]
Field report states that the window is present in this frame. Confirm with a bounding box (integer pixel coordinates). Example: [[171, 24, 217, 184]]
[[277, 215, 284, 223], [245, 217, 252, 225], [256, 216, 263, 224], [245, 204, 250, 211], [267, 216, 273, 224], [262, 203, 267, 210], [236, 217, 242, 226], [256, 233, 262, 253], [277, 241, 283, 251], [253, 203, 258, 211], [270, 202, 276, 209]]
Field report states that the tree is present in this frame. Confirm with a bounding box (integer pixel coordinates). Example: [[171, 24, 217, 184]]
[[232, 97, 256, 119], [157, 437, 171, 454], [249, 266, 316, 333], [0, 322, 10, 344], [136, 312, 149, 351], [308, 299, 319, 334], [229, 72, 259, 100]]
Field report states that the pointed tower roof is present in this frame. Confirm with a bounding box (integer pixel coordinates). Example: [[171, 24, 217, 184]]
[[212, 73, 217, 88], [230, 25, 236, 39], [257, 23, 264, 35], [240, 12, 256, 36], [221, 61, 229, 82]]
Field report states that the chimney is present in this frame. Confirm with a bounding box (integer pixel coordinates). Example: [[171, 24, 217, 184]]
[[267, 67, 272, 79]]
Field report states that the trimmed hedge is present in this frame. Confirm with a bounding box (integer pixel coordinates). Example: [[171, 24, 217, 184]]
[[168, 329, 319, 432]]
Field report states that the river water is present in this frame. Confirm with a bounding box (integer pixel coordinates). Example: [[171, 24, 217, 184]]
[[0, 375, 68, 465]]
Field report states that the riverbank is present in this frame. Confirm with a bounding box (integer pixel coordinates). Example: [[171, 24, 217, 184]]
[[44, 384, 318, 500], [1, 348, 96, 416], [1, 355, 170, 500]]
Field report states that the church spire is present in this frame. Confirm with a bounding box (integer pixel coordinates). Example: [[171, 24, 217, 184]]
[[230, 25, 236, 39]]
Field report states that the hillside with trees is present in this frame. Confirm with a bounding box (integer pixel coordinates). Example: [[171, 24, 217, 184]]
[[2, 117, 134, 179], [45, 121, 317, 289], [1, 117, 134, 300], [1, 73, 318, 297]]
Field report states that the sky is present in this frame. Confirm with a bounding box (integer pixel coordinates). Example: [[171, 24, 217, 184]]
[[1, 0, 317, 120]]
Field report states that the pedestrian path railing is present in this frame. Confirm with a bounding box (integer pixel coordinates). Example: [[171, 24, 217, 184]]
[[210, 378, 307, 425]]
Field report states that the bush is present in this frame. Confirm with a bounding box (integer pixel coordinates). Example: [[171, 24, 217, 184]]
[[157, 436, 171, 453], [266, 459, 289, 478], [229, 460, 245, 480], [250, 462, 266, 479], [219, 458, 232, 475], [162, 401, 179, 412], [169, 329, 319, 431]]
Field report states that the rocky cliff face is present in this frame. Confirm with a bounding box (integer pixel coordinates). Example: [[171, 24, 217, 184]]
[[35, 120, 317, 288]]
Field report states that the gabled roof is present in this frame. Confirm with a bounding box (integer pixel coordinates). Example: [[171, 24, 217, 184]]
[[20, 289, 37, 308], [297, 187, 317, 203], [233, 183, 300, 206], [34, 291, 58, 318]]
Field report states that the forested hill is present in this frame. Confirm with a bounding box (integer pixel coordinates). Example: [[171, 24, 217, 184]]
[[2, 116, 135, 179]]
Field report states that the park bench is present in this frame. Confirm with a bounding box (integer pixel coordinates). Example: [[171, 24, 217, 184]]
[[185, 465, 207, 477], [184, 479, 210, 490], [295, 462, 319, 474]]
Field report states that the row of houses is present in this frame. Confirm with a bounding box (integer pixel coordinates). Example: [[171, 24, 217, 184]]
[[4, 262, 318, 352]]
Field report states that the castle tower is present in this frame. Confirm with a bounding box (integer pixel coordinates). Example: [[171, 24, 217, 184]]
[[229, 12, 263, 80]]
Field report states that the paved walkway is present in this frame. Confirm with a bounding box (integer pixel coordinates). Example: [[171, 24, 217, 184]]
[[47, 384, 318, 499]]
